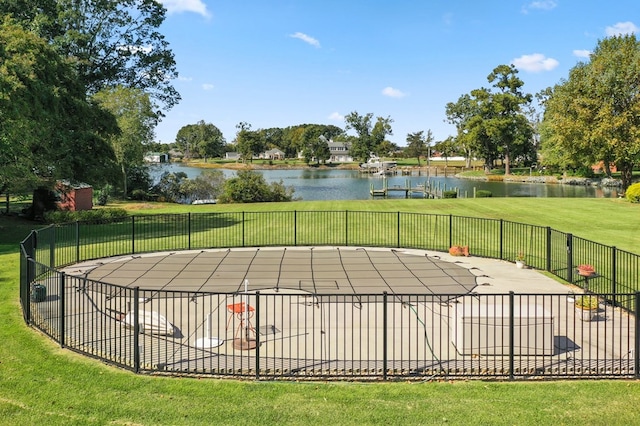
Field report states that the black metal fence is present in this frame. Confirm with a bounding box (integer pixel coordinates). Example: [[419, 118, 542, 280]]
[[19, 211, 640, 380]]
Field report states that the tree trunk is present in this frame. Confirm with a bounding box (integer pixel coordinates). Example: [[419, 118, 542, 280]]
[[416, 156, 421, 167], [603, 160, 612, 178], [620, 165, 633, 191], [122, 164, 128, 199], [504, 148, 511, 175], [484, 158, 492, 173]]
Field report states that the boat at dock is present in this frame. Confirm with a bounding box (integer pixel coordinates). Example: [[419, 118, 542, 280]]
[[359, 157, 397, 175]]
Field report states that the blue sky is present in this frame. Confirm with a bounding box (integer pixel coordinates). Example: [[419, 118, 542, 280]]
[[155, 1, 639, 146]]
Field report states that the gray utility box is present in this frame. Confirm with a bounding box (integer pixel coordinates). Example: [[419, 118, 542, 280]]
[[450, 303, 554, 356], [31, 284, 47, 303]]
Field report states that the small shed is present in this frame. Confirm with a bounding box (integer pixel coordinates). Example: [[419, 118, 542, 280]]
[[55, 181, 93, 211]]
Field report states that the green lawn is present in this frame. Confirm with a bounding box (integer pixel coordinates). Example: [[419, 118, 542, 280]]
[[1, 198, 640, 425]]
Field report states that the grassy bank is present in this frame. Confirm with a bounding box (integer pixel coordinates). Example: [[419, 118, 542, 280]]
[[1, 198, 639, 425]]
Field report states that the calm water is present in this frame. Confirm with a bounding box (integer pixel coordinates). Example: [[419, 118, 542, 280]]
[[150, 163, 621, 201]]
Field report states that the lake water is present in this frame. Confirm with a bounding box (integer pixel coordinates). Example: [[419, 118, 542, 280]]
[[149, 163, 621, 201]]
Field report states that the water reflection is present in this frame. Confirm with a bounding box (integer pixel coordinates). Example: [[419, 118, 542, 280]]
[[149, 164, 620, 201]]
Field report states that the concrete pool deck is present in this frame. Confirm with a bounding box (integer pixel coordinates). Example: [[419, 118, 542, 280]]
[[51, 247, 633, 377]]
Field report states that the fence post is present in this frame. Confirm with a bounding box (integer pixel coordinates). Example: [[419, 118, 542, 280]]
[[448, 214, 453, 249], [133, 287, 140, 374], [611, 246, 617, 307], [294, 211, 297, 247], [255, 291, 261, 380], [509, 291, 514, 380], [59, 272, 66, 348], [636, 292, 640, 379], [397, 211, 401, 248], [25, 258, 33, 325], [345, 210, 349, 246], [567, 233, 573, 283], [188, 212, 192, 250], [131, 216, 136, 255], [546, 227, 552, 272], [75, 221, 80, 264], [50, 226, 55, 268], [499, 219, 504, 260], [242, 211, 245, 247], [383, 291, 388, 381]]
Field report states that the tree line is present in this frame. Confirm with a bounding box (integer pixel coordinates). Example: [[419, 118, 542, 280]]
[[1, 0, 639, 208]]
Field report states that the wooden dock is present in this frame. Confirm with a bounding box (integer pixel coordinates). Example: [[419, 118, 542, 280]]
[[369, 179, 447, 199]]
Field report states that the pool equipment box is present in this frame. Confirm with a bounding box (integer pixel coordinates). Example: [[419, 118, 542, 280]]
[[450, 303, 554, 356], [31, 284, 46, 302]]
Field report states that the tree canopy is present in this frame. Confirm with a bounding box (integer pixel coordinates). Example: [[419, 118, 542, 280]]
[[0, 17, 117, 193], [234, 122, 264, 162], [93, 86, 158, 197], [344, 112, 394, 162], [405, 130, 433, 166], [175, 121, 226, 161], [540, 34, 640, 189], [0, 0, 180, 198], [446, 65, 534, 172], [1, 0, 180, 113]]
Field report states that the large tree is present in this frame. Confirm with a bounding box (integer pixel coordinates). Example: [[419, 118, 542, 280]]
[[444, 94, 476, 168], [0, 17, 117, 194], [2, 0, 180, 113], [433, 137, 460, 166], [234, 122, 264, 162], [176, 121, 226, 161], [301, 133, 331, 165], [344, 112, 393, 162], [298, 124, 343, 165], [484, 65, 533, 174], [446, 65, 533, 173], [405, 130, 433, 166], [93, 86, 158, 197], [540, 34, 640, 189]]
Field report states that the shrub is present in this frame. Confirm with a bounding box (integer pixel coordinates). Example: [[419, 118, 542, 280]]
[[626, 182, 640, 203], [44, 208, 128, 224], [442, 190, 457, 199], [96, 184, 112, 206], [575, 295, 598, 309], [130, 189, 148, 201], [219, 170, 294, 203], [475, 190, 493, 198]]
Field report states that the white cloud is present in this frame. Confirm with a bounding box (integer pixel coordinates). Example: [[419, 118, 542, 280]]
[[382, 87, 406, 98], [202, 83, 214, 91], [605, 21, 639, 36], [160, 0, 210, 18], [290, 32, 320, 48], [573, 49, 591, 59], [328, 112, 344, 121], [521, 1, 557, 14], [511, 53, 559, 72]]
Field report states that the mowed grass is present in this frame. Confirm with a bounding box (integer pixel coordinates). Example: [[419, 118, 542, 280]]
[[1, 198, 640, 425], [111, 197, 640, 252]]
